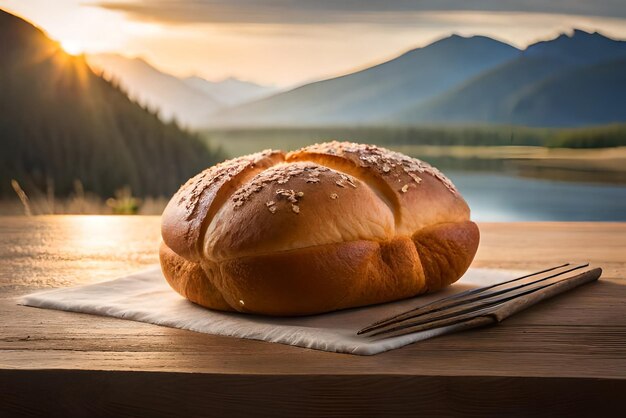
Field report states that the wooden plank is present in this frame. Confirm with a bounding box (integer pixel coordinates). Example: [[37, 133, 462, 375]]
[[475, 223, 626, 277], [1, 370, 624, 417]]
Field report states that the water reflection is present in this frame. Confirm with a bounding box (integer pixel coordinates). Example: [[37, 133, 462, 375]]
[[69, 215, 128, 250], [401, 146, 626, 221], [1, 216, 161, 289], [450, 171, 626, 221]]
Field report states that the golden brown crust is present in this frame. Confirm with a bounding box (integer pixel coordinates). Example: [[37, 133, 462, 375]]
[[286, 142, 469, 234], [204, 161, 395, 261], [159, 242, 233, 311], [161, 149, 284, 261], [211, 238, 422, 316], [159, 142, 480, 316], [413, 220, 480, 292]]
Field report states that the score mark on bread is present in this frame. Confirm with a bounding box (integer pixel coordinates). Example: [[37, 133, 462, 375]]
[[160, 142, 479, 316]]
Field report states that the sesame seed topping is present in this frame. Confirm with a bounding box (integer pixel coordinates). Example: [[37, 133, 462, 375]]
[[274, 187, 306, 208], [266, 200, 275, 207], [408, 172, 422, 184], [295, 141, 458, 194], [330, 193, 338, 199], [269, 206, 277, 213], [176, 149, 281, 217], [401, 184, 409, 193], [335, 180, 345, 188], [339, 174, 357, 188]]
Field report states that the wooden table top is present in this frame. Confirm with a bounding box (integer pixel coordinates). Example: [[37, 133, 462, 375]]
[[1, 216, 625, 417]]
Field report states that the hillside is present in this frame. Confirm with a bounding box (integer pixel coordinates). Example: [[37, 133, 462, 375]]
[[87, 53, 222, 127], [392, 55, 568, 124], [509, 58, 626, 126], [183, 76, 276, 107], [523, 29, 626, 64], [208, 35, 519, 126], [87, 54, 278, 126], [394, 30, 626, 126], [0, 10, 224, 198]]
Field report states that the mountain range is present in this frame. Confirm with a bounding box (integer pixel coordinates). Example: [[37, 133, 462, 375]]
[[0, 9, 223, 198], [182, 75, 276, 107], [207, 29, 626, 128], [80, 29, 626, 128], [87, 54, 277, 127], [210, 35, 518, 126], [396, 30, 626, 126]]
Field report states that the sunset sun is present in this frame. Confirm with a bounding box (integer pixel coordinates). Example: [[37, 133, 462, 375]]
[[60, 39, 83, 56]]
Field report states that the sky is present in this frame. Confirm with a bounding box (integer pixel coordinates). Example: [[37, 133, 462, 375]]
[[3, 0, 626, 87]]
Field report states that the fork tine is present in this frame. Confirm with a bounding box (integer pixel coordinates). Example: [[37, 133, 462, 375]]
[[366, 266, 587, 337], [367, 305, 501, 340], [358, 263, 571, 335], [358, 262, 587, 335], [365, 267, 601, 339]]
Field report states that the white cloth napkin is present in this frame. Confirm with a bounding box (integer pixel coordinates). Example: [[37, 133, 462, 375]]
[[19, 267, 524, 355]]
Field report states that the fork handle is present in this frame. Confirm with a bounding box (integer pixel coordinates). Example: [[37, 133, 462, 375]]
[[490, 267, 602, 322]]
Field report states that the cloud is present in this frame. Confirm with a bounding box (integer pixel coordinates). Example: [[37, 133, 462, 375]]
[[92, 0, 626, 26]]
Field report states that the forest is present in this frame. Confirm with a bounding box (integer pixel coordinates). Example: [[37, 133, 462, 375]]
[[0, 10, 224, 200], [201, 123, 626, 156]]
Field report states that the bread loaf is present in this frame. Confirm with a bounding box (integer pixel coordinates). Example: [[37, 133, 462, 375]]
[[160, 142, 479, 316]]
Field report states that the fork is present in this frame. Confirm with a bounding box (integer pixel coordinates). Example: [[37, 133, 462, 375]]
[[357, 263, 602, 339]]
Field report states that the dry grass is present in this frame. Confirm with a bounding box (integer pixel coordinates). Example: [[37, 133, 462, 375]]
[[0, 182, 168, 216], [0, 196, 169, 216]]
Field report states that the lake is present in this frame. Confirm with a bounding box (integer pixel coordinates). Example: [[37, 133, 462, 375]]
[[449, 171, 626, 221]]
